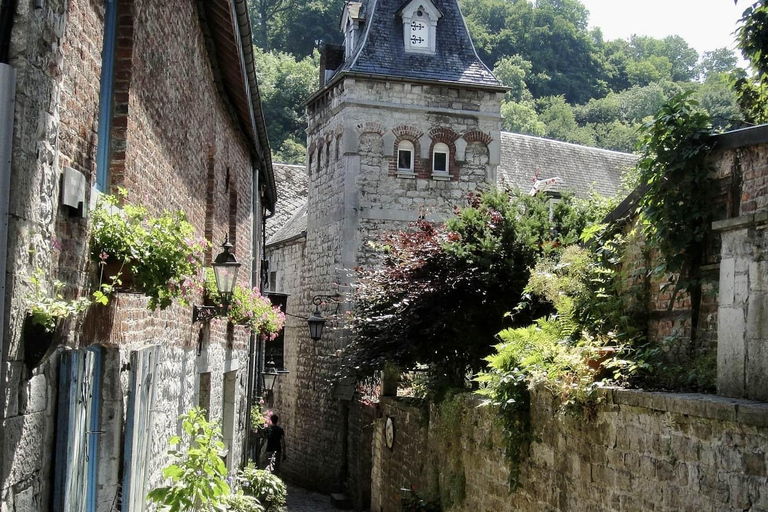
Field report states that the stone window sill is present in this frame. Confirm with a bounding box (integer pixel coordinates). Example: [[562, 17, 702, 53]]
[[396, 170, 416, 179], [432, 173, 450, 181]]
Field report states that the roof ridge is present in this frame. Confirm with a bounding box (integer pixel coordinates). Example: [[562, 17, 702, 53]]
[[501, 131, 637, 158]]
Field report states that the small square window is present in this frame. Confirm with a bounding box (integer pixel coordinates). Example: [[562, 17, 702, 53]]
[[398, 149, 413, 171]]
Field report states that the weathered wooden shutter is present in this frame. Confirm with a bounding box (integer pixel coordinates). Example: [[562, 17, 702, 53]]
[[53, 348, 101, 512], [122, 346, 159, 512]]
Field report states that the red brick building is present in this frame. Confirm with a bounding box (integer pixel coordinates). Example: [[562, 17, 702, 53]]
[[0, 1, 275, 511]]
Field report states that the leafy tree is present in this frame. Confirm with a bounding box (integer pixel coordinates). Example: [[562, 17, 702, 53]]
[[493, 55, 535, 102], [273, 136, 307, 165], [253, 48, 318, 156], [267, 0, 346, 58], [625, 55, 673, 87], [249, 0, 299, 50], [537, 95, 595, 145], [732, 0, 768, 123], [346, 189, 610, 390], [501, 100, 547, 135], [588, 120, 641, 152], [698, 48, 739, 80]]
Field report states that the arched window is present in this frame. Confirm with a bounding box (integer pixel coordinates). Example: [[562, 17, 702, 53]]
[[432, 142, 450, 176], [397, 140, 415, 173]]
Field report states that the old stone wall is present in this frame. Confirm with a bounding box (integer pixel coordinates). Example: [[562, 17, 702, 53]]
[[372, 392, 768, 512], [2, 1, 258, 510], [712, 138, 768, 401]]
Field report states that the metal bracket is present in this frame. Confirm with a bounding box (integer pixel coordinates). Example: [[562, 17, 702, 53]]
[[192, 305, 219, 324]]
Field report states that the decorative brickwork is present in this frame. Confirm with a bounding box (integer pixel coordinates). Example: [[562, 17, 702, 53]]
[[462, 129, 493, 146], [428, 128, 460, 182]]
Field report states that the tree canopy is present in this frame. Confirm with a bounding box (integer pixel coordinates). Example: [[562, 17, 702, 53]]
[[249, 0, 745, 162]]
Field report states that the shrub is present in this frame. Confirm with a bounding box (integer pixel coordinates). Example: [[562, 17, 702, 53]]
[[221, 492, 265, 512], [147, 407, 229, 512], [237, 463, 287, 512]]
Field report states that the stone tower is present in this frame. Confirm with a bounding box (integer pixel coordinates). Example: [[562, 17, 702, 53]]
[[270, 0, 506, 499]]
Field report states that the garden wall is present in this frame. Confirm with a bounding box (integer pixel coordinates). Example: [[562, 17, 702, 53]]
[[372, 392, 768, 512]]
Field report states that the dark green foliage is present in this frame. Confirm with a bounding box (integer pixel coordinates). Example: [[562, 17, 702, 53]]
[[636, 92, 714, 293], [252, 48, 318, 162], [346, 189, 610, 390], [732, 1, 768, 124]]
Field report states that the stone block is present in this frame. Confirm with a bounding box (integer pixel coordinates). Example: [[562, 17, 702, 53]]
[[719, 258, 735, 306], [750, 260, 768, 293], [21, 374, 47, 414], [3, 413, 46, 484], [454, 137, 467, 162], [718, 307, 747, 397]]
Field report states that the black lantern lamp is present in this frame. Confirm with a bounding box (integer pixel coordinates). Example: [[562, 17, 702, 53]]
[[307, 294, 341, 341], [212, 238, 240, 301], [261, 359, 280, 393], [192, 237, 242, 323]]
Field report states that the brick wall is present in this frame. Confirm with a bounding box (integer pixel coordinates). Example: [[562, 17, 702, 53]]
[[615, 139, 768, 365], [3, 1, 260, 510], [372, 392, 768, 512]]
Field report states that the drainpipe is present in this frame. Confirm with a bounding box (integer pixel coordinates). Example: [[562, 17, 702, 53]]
[[0, 62, 17, 475]]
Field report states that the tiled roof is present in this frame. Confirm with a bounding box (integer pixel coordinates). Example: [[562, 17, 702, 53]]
[[267, 202, 307, 247], [339, 0, 502, 88], [497, 132, 638, 198], [265, 163, 307, 241]]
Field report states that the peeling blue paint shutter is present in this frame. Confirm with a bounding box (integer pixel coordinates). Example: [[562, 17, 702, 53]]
[[122, 346, 159, 512], [53, 349, 100, 512]]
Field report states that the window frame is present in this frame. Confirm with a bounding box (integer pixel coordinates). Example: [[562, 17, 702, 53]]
[[432, 142, 450, 179], [397, 140, 415, 175]]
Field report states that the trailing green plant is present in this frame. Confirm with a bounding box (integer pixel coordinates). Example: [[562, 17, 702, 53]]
[[90, 190, 208, 310], [147, 407, 230, 512], [431, 394, 467, 508], [236, 463, 287, 512], [25, 268, 91, 332], [635, 92, 714, 349]]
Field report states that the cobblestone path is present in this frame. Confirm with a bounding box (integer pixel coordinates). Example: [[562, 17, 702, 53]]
[[285, 484, 337, 512]]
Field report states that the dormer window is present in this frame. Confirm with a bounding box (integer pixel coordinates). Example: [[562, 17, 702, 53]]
[[400, 0, 442, 55], [341, 2, 364, 61]]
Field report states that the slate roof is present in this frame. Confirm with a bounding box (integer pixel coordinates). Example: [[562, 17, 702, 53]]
[[267, 202, 307, 247], [265, 163, 308, 242], [337, 0, 502, 89], [497, 132, 638, 198]]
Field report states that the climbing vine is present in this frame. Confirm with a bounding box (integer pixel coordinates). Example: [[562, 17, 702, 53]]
[[636, 92, 714, 313]]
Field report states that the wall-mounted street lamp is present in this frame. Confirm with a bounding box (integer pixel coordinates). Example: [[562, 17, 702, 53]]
[[192, 237, 242, 323], [307, 294, 341, 341], [261, 360, 280, 393]]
